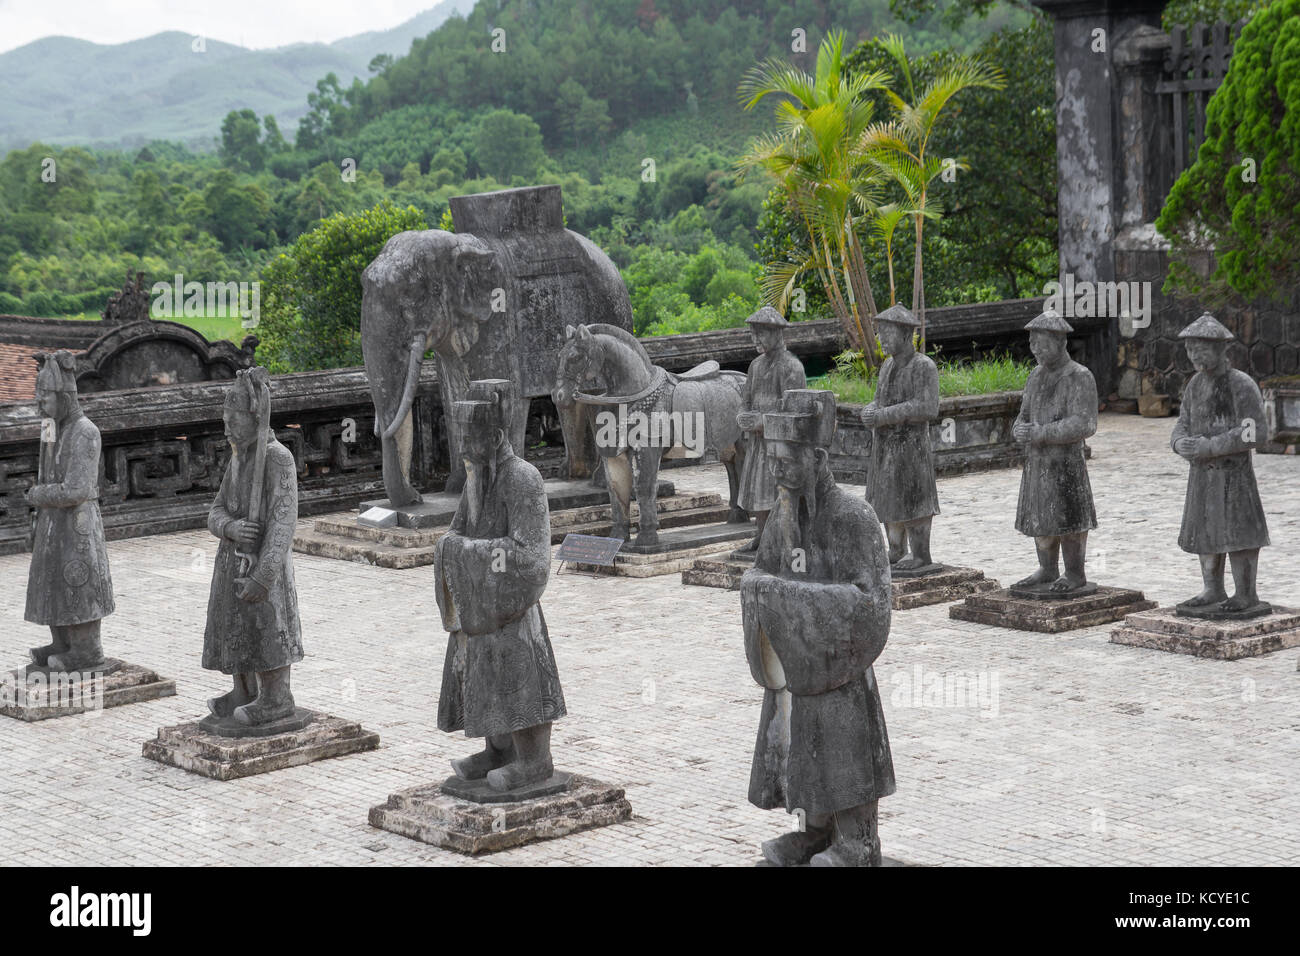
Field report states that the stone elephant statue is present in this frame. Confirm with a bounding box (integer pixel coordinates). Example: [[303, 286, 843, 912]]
[[361, 185, 632, 505]]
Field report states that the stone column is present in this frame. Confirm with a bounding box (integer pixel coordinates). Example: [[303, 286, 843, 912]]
[[1031, 0, 1169, 396]]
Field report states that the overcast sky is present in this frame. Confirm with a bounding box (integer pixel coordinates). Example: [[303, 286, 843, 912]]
[[0, 0, 442, 54]]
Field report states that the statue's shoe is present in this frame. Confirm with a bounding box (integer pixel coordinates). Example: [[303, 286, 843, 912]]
[[486, 759, 554, 793], [809, 842, 882, 868], [29, 643, 61, 667], [208, 688, 254, 719], [761, 829, 832, 867], [233, 698, 297, 726], [45, 651, 107, 673], [450, 746, 515, 781]]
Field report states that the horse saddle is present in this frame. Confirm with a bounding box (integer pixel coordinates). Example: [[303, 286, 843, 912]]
[[669, 360, 721, 383]]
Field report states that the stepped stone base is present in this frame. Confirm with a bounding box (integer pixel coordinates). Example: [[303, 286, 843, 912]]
[[143, 710, 379, 780], [369, 773, 632, 855], [949, 585, 1156, 633], [1, 660, 175, 721], [568, 522, 754, 578], [1110, 605, 1300, 659], [682, 560, 998, 609], [891, 566, 1001, 609], [294, 478, 736, 569]]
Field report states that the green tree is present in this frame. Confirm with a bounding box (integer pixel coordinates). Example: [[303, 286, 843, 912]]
[[472, 109, 545, 182], [737, 30, 891, 356], [220, 109, 267, 173], [859, 34, 1004, 348], [257, 200, 427, 372], [1156, 0, 1299, 304]]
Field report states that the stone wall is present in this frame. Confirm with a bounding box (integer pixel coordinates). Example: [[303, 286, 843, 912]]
[[829, 392, 1025, 484]]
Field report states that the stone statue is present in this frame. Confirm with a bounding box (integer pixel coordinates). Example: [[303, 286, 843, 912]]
[[361, 185, 627, 505], [24, 350, 115, 672], [735, 306, 806, 552], [203, 367, 305, 729], [101, 270, 151, 324], [1171, 313, 1271, 616], [435, 379, 566, 792], [1011, 310, 1098, 595], [740, 389, 896, 866], [858, 304, 940, 572]]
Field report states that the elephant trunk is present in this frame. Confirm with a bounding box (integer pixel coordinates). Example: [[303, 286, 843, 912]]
[[382, 333, 427, 441]]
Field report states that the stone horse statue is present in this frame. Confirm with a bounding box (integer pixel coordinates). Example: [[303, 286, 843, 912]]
[[554, 323, 748, 549]]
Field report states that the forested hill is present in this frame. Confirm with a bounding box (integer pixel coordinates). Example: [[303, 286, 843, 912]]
[[299, 0, 1023, 152], [0, 0, 475, 155]]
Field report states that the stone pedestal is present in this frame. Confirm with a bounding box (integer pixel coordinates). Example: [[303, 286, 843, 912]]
[[683, 559, 999, 609], [293, 480, 735, 569], [1110, 605, 1300, 659], [570, 521, 754, 578], [1, 660, 174, 721], [949, 586, 1156, 633], [369, 773, 632, 854], [892, 566, 1001, 610], [143, 710, 379, 780]]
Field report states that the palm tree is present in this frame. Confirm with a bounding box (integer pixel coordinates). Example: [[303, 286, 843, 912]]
[[736, 31, 890, 360], [861, 35, 1005, 350]]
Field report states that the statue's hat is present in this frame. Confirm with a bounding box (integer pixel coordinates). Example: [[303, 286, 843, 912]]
[[762, 388, 836, 449], [1025, 308, 1074, 334], [874, 303, 920, 328], [452, 378, 513, 429], [224, 366, 271, 416], [1178, 312, 1234, 341], [745, 305, 788, 328], [33, 350, 78, 393]]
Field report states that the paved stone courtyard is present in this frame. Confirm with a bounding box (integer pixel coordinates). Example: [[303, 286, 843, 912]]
[[1, 413, 1297, 866]]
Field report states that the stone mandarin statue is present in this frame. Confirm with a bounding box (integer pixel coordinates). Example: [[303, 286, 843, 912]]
[[1171, 313, 1271, 616], [25, 350, 115, 672], [204, 367, 304, 728], [858, 304, 941, 572], [735, 306, 806, 552], [740, 389, 896, 867], [435, 379, 567, 793], [1011, 309, 1099, 595]]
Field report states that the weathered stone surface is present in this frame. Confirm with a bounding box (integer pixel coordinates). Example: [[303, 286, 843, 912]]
[[950, 586, 1157, 633], [362, 185, 631, 505], [684, 559, 999, 609], [1110, 606, 1300, 659], [368, 774, 632, 855], [296, 489, 725, 569], [440, 771, 571, 803], [571, 522, 754, 577], [1, 660, 174, 721], [1138, 392, 1172, 417], [142, 710, 379, 780], [555, 323, 747, 549]]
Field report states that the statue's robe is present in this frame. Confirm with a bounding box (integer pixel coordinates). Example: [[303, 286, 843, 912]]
[[435, 445, 566, 738], [740, 465, 895, 818], [737, 346, 806, 512], [1172, 367, 1269, 555], [867, 351, 940, 524], [25, 413, 115, 626], [203, 439, 304, 674], [1014, 358, 1098, 537]]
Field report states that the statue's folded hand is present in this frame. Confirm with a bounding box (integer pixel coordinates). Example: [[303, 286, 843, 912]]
[[235, 577, 269, 604]]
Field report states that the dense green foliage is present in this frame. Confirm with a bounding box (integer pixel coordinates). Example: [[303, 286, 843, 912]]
[[1, 0, 1048, 375], [258, 201, 427, 373], [1155, 0, 1299, 304]]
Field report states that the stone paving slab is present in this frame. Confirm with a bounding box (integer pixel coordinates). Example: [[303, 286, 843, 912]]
[[1, 414, 1298, 866]]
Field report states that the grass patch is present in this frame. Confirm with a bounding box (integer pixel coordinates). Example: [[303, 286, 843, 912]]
[[811, 354, 1033, 404], [60, 311, 250, 344]]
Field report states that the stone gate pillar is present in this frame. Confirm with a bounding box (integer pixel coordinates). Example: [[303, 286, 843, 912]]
[[1031, 0, 1168, 395]]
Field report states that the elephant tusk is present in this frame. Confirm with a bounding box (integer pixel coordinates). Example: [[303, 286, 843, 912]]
[[381, 336, 426, 441]]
